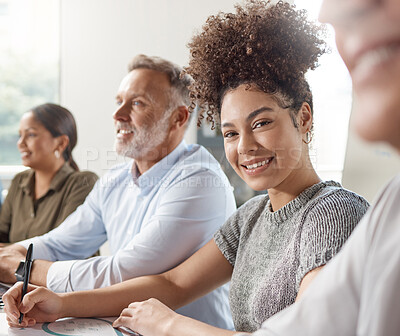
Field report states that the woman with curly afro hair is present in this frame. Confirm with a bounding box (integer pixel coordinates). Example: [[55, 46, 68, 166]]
[[111, 1, 368, 334], [1, 1, 369, 336]]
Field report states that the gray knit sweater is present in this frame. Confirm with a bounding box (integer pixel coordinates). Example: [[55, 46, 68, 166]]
[[214, 181, 369, 332]]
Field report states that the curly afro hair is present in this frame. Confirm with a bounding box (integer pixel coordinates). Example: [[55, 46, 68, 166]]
[[185, 0, 327, 128]]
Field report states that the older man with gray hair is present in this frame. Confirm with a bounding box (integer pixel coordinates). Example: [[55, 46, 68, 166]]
[[0, 54, 236, 329]]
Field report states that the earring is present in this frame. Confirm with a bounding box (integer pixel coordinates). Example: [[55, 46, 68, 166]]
[[54, 150, 60, 159], [303, 131, 312, 145]]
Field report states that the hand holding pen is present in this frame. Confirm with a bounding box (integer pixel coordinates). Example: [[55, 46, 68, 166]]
[[19, 243, 33, 324]]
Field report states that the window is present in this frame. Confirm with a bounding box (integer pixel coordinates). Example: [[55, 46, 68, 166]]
[[295, 0, 353, 182], [0, 0, 60, 166]]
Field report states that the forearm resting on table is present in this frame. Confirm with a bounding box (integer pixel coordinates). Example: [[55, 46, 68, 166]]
[[61, 240, 233, 322], [60, 274, 192, 318], [0, 244, 27, 283], [1, 244, 52, 286], [0, 243, 52, 286], [1, 243, 27, 255]]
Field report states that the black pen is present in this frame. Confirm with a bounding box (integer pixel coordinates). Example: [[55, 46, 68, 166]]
[[19, 243, 33, 324]]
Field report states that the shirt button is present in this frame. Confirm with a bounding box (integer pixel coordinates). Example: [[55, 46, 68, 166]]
[[31, 213, 34, 218]]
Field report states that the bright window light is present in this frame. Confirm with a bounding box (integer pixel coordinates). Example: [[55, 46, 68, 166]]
[[295, 0, 353, 182], [0, 0, 60, 166]]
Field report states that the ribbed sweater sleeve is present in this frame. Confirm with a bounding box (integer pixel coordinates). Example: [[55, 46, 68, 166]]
[[296, 189, 370, 288]]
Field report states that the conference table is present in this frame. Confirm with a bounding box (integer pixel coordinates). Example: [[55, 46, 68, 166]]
[[0, 309, 136, 335], [0, 281, 137, 336]]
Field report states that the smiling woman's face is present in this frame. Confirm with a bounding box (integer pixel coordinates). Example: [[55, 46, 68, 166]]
[[17, 112, 60, 170], [319, 0, 400, 151], [220, 85, 311, 192]]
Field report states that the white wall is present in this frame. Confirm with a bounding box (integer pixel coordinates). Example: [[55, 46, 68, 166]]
[[59, 0, 400, 203], [60, 0, 237, 177], [343, 129, 400, 203]]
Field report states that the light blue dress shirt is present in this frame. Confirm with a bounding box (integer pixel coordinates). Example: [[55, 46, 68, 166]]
[[19, 141, 236, 329]]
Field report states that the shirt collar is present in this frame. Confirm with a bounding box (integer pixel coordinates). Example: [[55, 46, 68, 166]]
[[132, 140, 188, 190], [20, 162, 75, 196], [49, 163, 75, 191], [20, 170, 35, 196]]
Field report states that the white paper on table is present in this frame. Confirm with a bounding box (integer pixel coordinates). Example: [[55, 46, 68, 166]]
[[0, 315, 138, 336], [0, 314, 8, 336]]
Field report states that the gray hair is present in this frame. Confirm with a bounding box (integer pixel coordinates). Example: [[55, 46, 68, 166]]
[[128, 54, 193, 111]]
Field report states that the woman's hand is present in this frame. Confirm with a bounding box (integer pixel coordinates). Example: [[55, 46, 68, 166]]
[[3, 282, 64, 327], [113, 298, 179, 336]]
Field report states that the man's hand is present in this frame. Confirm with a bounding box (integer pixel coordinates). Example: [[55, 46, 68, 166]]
[[0, 244, 27, 283], [3, 282, 63, 328]]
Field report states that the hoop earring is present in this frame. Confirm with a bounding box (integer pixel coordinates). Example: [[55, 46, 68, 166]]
[[303, 131, 312, 145], [54, 150, 60, 159]]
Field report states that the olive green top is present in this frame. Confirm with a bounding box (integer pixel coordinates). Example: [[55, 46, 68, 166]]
[[0, 163, 98, 243]]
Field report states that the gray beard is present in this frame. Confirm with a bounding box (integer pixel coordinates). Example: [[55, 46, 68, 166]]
[[115, 110, 171, 159]]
